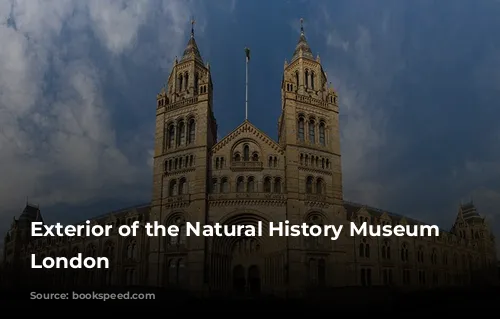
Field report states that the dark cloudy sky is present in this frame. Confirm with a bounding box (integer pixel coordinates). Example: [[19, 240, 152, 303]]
[[1, 0, 499, 257]]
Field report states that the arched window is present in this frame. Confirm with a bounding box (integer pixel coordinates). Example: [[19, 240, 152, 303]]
[[310, 71, 315, 90], [178, 75, 183, 91], [431, 249, 438, 265], [243, 145, 250, 161], [295, 71, 299, 88], [247, 177, 255, 192], [220, 177, 229, 193], [126, 240, 137, 260], [274, 177, 282, 193], [169, 180, 177, 196], [234, 153, 241, 162], [184, 73, 189, 90], [319, 122, 326, 146], [187, 119, 195, 144], [381, 241, 391, 260], [252, 152, 259, 161], [179, 224, 186, 244], [177, 121, 185, 146], [194, 73, 199, 94], [178, 178, 187, 195], [308, 258, 317, 285], [309, 119, 315, 143], [298, 117, 305, 142], [304, 69, 309, 88], [236, 177, 244, 192], [417, 246, 424, 263], [211, 178, 218, 193], [316, 178, 324, 194], [359, 238, 370, 258], [401, 243, 409, 262], [168, 217, 186, 246], [306, 176, 313, 194], [264, 177, 271, 192], [167, 124, 175, 148], [306, 215, 323, 248]]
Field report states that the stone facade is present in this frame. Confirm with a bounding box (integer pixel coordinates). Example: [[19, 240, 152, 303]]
[[2, 23, 498, 295]]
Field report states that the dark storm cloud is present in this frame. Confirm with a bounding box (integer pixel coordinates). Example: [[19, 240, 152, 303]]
[[1, 0, 499, 257]]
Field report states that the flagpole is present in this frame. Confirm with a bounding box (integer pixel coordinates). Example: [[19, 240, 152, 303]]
[[245, 47, 250, 121]]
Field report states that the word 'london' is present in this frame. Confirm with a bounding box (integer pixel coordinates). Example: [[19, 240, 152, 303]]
[[30, 221, 439, 270]]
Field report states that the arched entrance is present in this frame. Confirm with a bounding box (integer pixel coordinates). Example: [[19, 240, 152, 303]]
[[231, 264, 261, 295], [248, 265, 261, 294], [232, 264, 246, 293]]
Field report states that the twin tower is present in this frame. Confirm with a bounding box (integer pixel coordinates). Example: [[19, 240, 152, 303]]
[[148, 19, 343, 292]]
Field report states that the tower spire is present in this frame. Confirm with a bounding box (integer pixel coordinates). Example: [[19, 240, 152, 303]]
[[181, 18, 203, 63], [292, 18, 313, 61], [191, 17, 195, 38]]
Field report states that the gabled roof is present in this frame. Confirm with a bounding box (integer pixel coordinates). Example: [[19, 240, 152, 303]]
[[211, 120, 283, 155]]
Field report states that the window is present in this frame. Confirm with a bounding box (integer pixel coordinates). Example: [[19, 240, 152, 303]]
[[243, 145, 249, 161], [264, 177, 271, 193], [401, 243, 409, 262], [360, 268, 372, 286], [236, 177, 244, 192], [417, 246, 424, 263], [298, 117, 305, 142], [306, 176, 313, 194], [167, 124, 175, 148], [274, 177, 282, 193], [247, 177, 255, 192], [220, 178, 229, 193], [211, 178, 218, 194], [308, 119, 315, 143], [187, 119, 195, 144], [316, 178, 324, 194], [168, 217, 186, 246], [194, 73, 199, 94], [126, 240, 137, 260], [382, 269, 393, 285], [319, 122, 325, 146], [169, 180, 177, 196], [178, 178, 187, 195], [431, 249, 438, 265], [167, 258, 185, 286], [381, 241, 391, 260], [359, 238, 370, 258], [177, 121, 185, 146]]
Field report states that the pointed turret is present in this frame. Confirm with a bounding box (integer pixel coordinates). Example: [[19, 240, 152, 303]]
[[291, 18, 314, 61], [181, 20, 203, 63]]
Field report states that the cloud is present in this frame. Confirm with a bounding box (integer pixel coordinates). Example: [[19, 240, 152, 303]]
[[317, 1, 500, 256], [0, 0, 198, 242]]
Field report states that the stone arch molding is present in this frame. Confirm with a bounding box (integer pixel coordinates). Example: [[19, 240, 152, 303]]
[[303, 209, 330, 224], [212, 209, 281, 255]]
